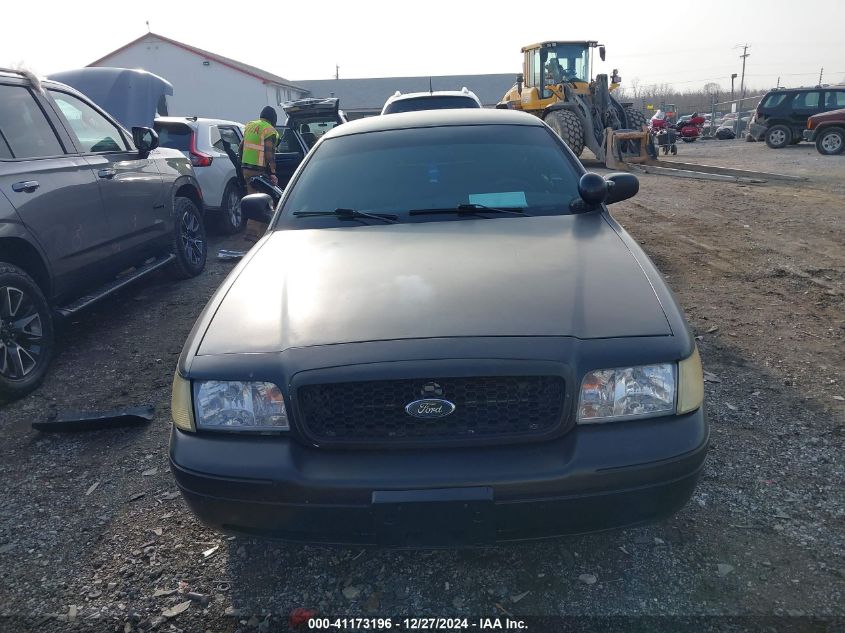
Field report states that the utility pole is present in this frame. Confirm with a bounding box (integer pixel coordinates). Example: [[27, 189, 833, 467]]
[[730, 73, 737, 101], [335, 64, 339, 80], [738, 44, 750, 103], [776, 76, 780, 88], [818, 67, 824, 85], [737, 44, 750, 136]]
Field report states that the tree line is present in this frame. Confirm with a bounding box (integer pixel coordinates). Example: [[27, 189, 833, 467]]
[[616, 80, 770, 116]]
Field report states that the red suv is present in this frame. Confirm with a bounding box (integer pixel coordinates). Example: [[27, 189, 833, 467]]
[[803, 108, 845, 155]]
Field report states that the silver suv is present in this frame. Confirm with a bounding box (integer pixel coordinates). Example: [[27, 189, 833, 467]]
[[381, 88, 482, 115], [0, 69, 206, 401], [155, 117, 245, 234]]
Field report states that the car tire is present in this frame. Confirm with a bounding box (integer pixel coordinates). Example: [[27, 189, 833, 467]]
[[169, 197, 207, 279], [815, 127, 845, 155], [765, 124, 791, 149], [544, 110, 584, 157], [682, 137, 696, 143], [745, 133, 755, 142], [215, 181, 246, 235], [0, 264, 54, 402]]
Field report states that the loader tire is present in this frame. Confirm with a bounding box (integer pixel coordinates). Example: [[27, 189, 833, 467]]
[[623, 107, 648, 131], [545, 110, 584, 157]]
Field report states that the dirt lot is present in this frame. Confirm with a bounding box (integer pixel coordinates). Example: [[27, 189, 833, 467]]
[[1, 140, 843, 633]]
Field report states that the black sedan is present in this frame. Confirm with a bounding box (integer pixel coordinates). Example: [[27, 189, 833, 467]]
[[170, 109, 707, 547]]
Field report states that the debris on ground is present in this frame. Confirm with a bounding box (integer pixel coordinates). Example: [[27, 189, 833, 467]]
[[32, 405, 154, 432]]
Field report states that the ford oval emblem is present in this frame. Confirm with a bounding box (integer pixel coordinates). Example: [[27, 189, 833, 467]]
[[405, 398, 456, 419]]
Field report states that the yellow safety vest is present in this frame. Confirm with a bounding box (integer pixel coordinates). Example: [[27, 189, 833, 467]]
[[241, 119, 279, 169]]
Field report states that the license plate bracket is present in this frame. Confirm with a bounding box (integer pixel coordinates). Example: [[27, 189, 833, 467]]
[[372, 487, 494, 547]]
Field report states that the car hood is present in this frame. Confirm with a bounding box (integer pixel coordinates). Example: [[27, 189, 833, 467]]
[[197, 214, 671, 355]]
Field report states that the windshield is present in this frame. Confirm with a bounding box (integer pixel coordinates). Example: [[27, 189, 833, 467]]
[[276, 124, 581, 229], [543, 44, 590, 84], [383, 96, 480, 114]]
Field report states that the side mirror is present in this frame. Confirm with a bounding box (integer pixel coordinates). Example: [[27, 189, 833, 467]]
[[132, 126, 159, 154], [516, 73, 524, 96], [240, 193, 275, 223], [605, 172, 639, 204], [576, 173, 608, 207], [599, 46, 606, 62], [571, 172, 639, 212]]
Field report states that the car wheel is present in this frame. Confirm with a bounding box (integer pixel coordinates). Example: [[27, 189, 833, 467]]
[[765, 124, 791, 149], [815, 127, 845, 155], [0, 264, 54, 402], [215, 181, 246, 235], [170, 197, 207, 279], [681, 137, 696, 143]]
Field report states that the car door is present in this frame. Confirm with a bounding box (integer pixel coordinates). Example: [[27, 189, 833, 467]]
[[210, 124, 244, 201], [274, 127, 306, 188], [790, 91, 822, 131], [0, 82, 113, 302], [47, 89, 167, 263]]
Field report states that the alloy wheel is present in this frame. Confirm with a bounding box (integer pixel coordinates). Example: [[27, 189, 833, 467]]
[[769, 129, 786, 146], [180, 211, 205, 267], [821, 133, 842, 153], [227, 190, 242, 228], [0, 285, 43, 380]]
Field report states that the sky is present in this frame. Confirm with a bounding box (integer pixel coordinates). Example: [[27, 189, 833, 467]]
[[3, 0, 844, 94]]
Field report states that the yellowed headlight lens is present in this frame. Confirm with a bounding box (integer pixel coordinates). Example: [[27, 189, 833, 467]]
[[171, 372, 196, 431], [677, 346, 704, 414]]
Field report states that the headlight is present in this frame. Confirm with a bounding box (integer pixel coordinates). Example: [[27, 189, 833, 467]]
[[194, 380, 289, 431], [577, 363, 675, 423]]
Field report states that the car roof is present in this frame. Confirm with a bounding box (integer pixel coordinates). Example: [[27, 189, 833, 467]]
[[155, 116, 243, 127], [325, 108, 544, 139]]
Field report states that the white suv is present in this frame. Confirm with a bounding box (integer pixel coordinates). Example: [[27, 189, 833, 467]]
[[381, 88, 482, 115], [154, 117, 246, 234]]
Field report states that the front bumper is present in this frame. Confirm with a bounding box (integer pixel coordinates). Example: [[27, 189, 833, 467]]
[[170, 408, 708, 546], [803, 129, 816, 142]]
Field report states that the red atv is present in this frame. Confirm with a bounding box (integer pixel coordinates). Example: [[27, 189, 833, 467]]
[[675, 112, 706, 143]]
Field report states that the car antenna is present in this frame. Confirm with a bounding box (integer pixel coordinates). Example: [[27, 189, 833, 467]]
[[429, 77, 433, 95]]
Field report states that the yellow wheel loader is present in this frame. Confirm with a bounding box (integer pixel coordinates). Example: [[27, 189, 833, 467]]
[[497, 41, 652, 165]]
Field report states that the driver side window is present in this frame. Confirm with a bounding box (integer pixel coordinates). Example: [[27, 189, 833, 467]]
[[50, 91, 128, 153]]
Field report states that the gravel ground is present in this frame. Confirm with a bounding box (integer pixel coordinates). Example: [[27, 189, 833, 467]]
[[1, 142, 843, 633]]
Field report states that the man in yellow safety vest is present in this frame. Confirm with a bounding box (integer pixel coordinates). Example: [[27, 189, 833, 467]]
[[239, 106, 280, 243]]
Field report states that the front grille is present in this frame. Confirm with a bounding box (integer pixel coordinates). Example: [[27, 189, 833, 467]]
[[296, 375, 565, 446]]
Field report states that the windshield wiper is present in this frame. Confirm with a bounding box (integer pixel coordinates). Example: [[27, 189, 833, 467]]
[[408, 204, 531, 217], [292, 208, 398, 224]]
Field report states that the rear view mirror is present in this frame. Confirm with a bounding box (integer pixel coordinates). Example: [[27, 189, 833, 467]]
[[132, 126, 159, 154], [516, 73, 524, 96], [599, 46, 606, 62]]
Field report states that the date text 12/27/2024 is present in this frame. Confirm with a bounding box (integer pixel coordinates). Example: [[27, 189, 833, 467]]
[[307, 617, 528, 630]]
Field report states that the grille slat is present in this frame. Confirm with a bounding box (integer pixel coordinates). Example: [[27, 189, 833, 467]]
[[296, 376, 565, 446]]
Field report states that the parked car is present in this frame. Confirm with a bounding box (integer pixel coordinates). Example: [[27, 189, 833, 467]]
[[381, 88, 482, 115], [170, 109, 708, 547], [0, 69, 206, 401], [154, 117, 245, 234], [274, 98, 347, 188], [749, 86, 845, 148], [803, 107, 845, 155]]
